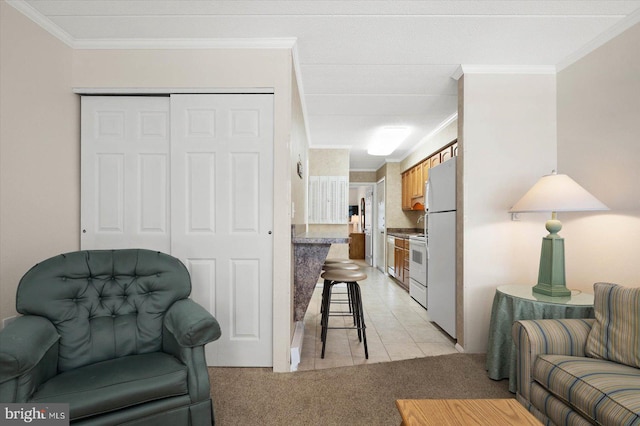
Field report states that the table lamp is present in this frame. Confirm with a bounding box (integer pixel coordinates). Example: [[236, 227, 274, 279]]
[[509, 171, 608, 297]]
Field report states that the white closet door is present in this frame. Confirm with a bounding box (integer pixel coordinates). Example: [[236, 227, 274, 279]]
[[170, 94, 274, 367], [81, 96, 171, 252]]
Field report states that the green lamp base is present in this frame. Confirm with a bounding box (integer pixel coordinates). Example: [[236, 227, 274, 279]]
[[532, 282, 571, 297], [533, 219, 571, 298]]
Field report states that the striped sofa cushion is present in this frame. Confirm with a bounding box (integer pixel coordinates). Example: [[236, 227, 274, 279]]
[[586, 282, 640, 368], [533, 354, 640, 426], [529, 382, 593, 426]]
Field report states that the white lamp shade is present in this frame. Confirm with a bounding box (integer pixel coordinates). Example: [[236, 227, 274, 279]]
[[510, 172, 608, 213]]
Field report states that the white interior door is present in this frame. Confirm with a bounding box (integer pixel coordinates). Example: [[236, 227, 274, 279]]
[[170, 94, 274, 367], [81, 96, 171, 252]]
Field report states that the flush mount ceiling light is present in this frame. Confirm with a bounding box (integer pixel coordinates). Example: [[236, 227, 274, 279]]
[[367, 126, 411, 156]]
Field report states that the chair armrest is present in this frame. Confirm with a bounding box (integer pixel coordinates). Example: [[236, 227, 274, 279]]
[[512, 318, 594, 401], [163, 300, 220, 403], [163, 299, 221, 347], [0, 315, 59, 383], [0, 316, 59, 402]]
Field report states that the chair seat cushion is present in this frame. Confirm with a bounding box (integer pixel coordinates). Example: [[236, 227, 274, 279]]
[[30, 352, 188, 420], [533, 354, 640, 426]]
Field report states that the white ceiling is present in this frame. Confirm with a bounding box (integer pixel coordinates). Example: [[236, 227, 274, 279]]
[[13, 1, 640, 170]]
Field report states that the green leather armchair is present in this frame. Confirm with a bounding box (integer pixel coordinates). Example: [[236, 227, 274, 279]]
[[0, 249, 221, 425]]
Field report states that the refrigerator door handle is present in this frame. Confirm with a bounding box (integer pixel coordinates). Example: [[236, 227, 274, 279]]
[[424, 181, 430, 212]]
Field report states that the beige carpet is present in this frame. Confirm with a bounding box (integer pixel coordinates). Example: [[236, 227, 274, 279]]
[[209, 353, 512, 425]]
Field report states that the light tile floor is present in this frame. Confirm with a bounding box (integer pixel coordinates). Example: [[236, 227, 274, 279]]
[[297, 261, 458, 371]]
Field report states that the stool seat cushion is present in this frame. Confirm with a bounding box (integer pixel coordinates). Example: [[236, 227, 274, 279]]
[[321, 270, 367, 282], [323, 263, 360, 271], [324, 258, 354, 264]]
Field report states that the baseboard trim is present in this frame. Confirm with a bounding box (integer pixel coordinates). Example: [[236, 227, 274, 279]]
[[290, 321, 305, 371]]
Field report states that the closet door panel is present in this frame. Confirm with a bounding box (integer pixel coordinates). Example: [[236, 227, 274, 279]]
[[81, 96, 170, 252], [171, 94, 274, 367]]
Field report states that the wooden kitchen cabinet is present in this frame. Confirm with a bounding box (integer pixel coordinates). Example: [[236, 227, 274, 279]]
[[430, 153, 441, 168], [440, 145, 453, 162], [410, 166, 422, 198], [401, 171, 411, 210], [401, 140, 458, 211], [422, 160, 430, 190], [349, 233, 365, 259], [402, 162, 425, 211]]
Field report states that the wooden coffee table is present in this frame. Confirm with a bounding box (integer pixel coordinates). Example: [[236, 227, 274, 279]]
[[395, 399, 541, 425]]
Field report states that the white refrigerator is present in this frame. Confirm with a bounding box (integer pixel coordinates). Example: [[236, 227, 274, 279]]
[[426, 157, 456, 338]]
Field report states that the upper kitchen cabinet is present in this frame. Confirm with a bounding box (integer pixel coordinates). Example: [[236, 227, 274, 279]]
[[410, 165, 423, 198], [401, 165, 425, 211], [309, 176, 348, 224], [401, 140, 458, 211], [430, 153, 442, 168], [402, 171, 411, 210]]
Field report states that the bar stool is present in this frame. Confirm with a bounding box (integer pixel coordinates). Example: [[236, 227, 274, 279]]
[[321, 262, 359, 316], [319, 269, 368, 359]]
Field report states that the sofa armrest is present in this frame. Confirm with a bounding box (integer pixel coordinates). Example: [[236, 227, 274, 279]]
[[0, 315, 59, 402], [512, 318, 594, 401], [163, 299, 221, 348]]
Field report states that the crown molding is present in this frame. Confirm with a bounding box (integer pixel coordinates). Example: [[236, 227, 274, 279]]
[[402, 112, 459, 161], [451, 65, 556, 80], [7, 0, 296, 51], [72, 38, 297, 50], [556, 7, 640, 71]]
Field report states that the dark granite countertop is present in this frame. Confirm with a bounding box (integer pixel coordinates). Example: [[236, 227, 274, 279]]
[[292, 232, 350, 244], [387, 228, 424, 239]]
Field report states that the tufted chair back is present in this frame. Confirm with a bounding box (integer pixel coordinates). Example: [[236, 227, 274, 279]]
[[16, 249, 191, 372]]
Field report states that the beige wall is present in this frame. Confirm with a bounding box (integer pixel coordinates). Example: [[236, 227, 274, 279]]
[[376, 162, 420, 229], [461, 73, 557, 353], [400, 119, 458, 172], [0, 3, 79, 322], [290, 64, 309, 232], [557, 22, 640, 290], [350, 171, 377, 183], [308, 148, 349, 176]]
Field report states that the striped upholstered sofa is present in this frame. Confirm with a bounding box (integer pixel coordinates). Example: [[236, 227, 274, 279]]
[[512, 283, 640, 426]]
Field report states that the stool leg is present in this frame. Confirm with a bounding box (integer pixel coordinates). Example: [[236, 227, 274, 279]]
[[353, 282, 368, 359], [320, 278, 368, 360], [320, 280, 331, 345], [348, 282, 362, 341], [321, 282, 334, 359]]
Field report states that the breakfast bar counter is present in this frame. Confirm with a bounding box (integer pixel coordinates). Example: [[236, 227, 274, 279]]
[[292, 232, 349, 321]]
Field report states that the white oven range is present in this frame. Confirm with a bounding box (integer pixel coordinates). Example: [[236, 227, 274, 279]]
[[409, 234, 427, 308]]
